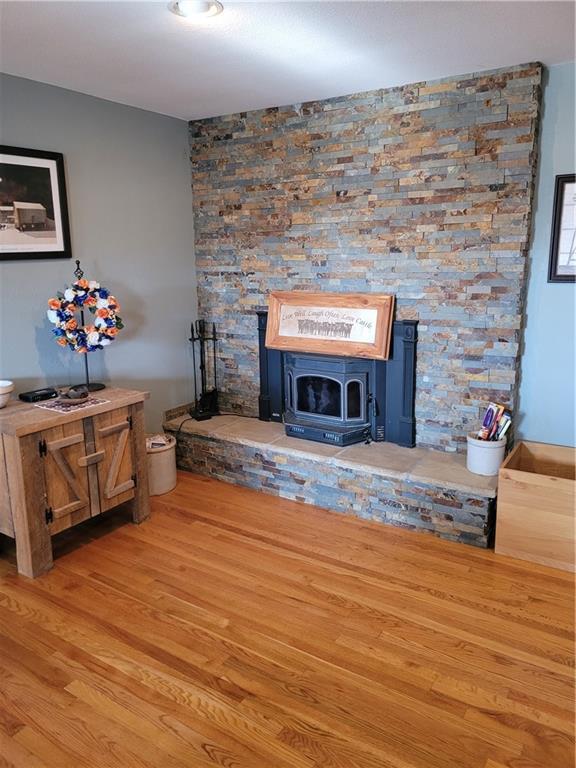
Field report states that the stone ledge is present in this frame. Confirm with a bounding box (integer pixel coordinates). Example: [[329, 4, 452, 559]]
[[164, 415, 497, 499], [165, 415, 497, 547]]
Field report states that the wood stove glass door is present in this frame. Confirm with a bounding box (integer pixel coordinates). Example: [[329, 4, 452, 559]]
[[295, 376, 342, 420]]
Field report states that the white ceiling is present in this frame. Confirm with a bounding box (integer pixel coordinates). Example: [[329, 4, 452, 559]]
[[0, 1, 574, 121]]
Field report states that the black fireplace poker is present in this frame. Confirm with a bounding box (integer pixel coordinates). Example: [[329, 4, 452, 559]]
[[189, 319, 219, 420]]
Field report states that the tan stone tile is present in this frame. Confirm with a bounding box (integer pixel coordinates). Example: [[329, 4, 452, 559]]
[[334, 442, 422, 480], [165, 414, 242, 437], [410, 451, 498, 497], [216, 418, 285, 444], [163, 402, 194, 422], [270, 435, 344, 459]]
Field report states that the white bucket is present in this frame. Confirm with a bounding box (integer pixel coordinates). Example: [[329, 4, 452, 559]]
[[466, 433, 506, 476], [147, 434, 177, 496]]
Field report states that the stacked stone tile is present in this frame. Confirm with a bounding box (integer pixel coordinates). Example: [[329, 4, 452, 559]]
[[189, 63, 541, 451]]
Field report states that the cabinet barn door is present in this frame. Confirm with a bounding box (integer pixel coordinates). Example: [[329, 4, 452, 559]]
[[93, 407, 135, 513], [41, 422, 91, 534]]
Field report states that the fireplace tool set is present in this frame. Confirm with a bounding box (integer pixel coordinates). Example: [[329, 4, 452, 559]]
[[189, 320, 219, 420]]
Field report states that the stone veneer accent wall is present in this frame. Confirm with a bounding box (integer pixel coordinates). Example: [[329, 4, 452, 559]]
[[190, 63, 541, 451]]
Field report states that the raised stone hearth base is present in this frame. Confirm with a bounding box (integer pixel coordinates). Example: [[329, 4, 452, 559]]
[[164, 415, 498, 547]]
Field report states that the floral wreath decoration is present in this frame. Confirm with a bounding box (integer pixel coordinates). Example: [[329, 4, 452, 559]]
[[47, 278, 124, 354]]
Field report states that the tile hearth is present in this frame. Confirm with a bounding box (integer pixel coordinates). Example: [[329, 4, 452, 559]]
[[165, 415, 497, 547]]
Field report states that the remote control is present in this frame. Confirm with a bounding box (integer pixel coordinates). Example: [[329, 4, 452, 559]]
[[18, 387, 58, 403]]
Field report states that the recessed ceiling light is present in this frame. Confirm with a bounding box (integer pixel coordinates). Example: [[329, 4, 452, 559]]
[[169, 0, 224, 18]]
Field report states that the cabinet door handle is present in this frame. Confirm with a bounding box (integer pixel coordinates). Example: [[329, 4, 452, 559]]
[[97, 421, 130, 438], [77, 450, 105, 468], [46, 434, 84, 452]]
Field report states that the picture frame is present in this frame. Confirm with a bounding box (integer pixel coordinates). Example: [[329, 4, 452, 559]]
[[265, 291, 395, 360], [0, 145, 72, 261], [548, 173, 575, 283]]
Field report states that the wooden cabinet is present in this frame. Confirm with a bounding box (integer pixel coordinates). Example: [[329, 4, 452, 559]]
[[39, 408, 138, 534], [0, 389, 150, 577]]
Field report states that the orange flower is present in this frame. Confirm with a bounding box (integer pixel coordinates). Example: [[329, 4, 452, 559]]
[[57, 338, 68, 347], [96, 308, 109, 318], [65, 319, 78, 330], [106, 327, 118, 336], [77, 279, 89, 289], [85, 325, 96, 334], [85, 295, 97, 306], [48, 298, 60, 309]]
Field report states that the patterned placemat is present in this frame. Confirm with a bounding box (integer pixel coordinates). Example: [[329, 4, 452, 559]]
[[34, 396, 110, 413]]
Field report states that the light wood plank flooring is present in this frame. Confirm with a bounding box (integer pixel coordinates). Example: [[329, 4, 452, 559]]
[[0, 471, 574, 768]]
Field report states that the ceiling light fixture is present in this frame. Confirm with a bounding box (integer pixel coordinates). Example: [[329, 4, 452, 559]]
[[169, 0, 223, 18]]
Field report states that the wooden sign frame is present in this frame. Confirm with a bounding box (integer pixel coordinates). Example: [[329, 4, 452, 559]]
[[265, 291, 395, 360]]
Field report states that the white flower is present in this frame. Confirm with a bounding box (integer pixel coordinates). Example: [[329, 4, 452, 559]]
[[96, 297, 108, 309], [95, 316, 107, 328], [100, 338, 111, 346], [47, 309, 59, 324], [89, 281, 100, 290], [64, 288, 75, 302], [87, 331, 100, 346]]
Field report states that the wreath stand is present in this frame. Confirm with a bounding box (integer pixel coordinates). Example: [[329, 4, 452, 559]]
[[73, 260, 106, 392]]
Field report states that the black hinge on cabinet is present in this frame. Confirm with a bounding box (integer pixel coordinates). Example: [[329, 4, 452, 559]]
[[127, 416, 133, 430], [45, 507, 54, 524], [38, 439, 47, 457], [131, 473, 138, 488]]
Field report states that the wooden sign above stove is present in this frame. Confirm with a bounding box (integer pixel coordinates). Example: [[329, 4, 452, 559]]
[[265, 291, 395, 361]]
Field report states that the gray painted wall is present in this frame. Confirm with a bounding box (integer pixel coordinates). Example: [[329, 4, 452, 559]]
[[518, 62, 575, 446], [0, 74, 196, 430]]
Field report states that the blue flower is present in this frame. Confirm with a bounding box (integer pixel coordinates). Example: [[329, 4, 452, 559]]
[[98, 288, 109, 299]]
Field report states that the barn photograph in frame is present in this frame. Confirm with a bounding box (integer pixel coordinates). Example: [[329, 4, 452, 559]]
[[0, 145, 72, 261], [265, 291, 395, 360]]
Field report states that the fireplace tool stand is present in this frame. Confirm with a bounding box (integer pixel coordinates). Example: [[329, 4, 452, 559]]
[[189, 320, 219, 420]]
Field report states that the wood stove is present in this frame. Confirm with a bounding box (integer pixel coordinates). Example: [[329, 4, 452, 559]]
[[257, 311, 418, 447], [283, 353, 373, 445]]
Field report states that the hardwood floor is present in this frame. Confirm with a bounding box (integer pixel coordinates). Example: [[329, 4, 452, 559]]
[[0, 471, 574, 768]]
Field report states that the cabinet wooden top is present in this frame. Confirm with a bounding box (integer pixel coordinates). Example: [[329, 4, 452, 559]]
[[0, 388, 149, 437]]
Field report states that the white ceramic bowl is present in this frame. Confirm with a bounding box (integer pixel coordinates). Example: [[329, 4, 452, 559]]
[[0, 380, 14, 409]]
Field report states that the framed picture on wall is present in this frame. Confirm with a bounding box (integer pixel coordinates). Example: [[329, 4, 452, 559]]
[[0, 145, 72, 261], [548, 173, 576, 283]]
